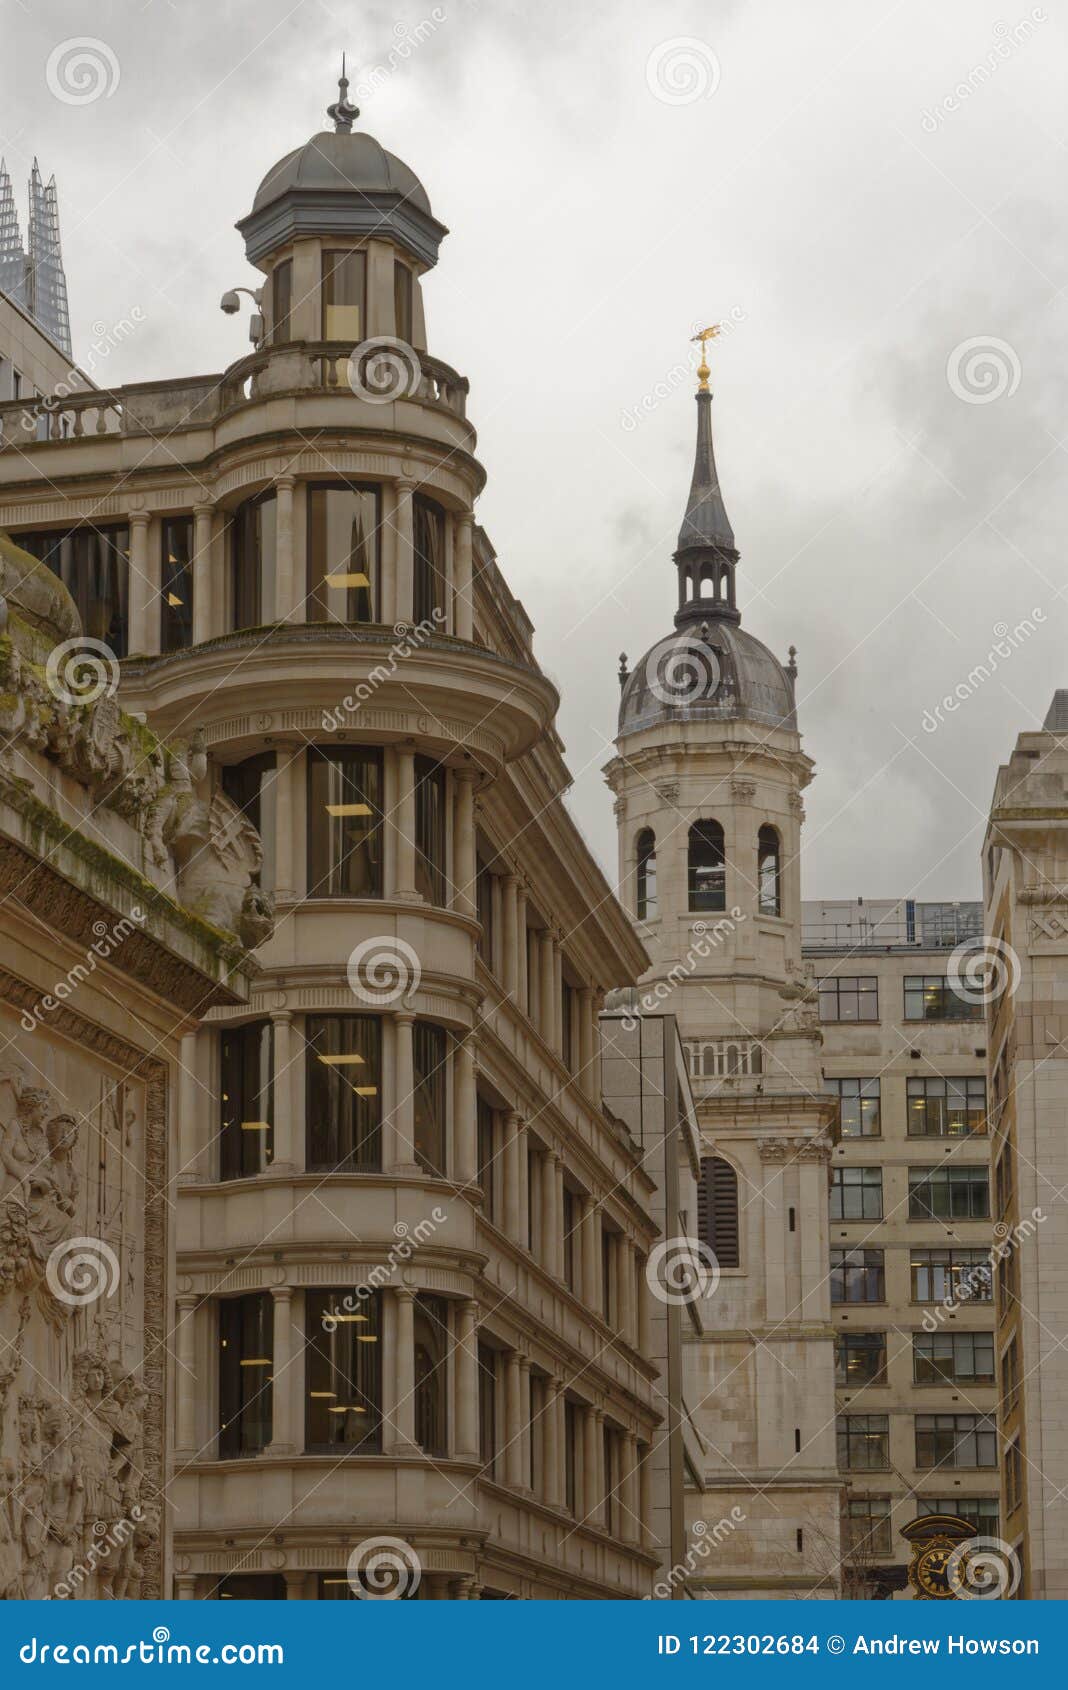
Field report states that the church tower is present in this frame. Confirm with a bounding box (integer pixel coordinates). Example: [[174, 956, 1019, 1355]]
[[604, 336, 842, 1596]]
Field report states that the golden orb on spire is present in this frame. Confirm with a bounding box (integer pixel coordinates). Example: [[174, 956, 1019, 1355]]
[[691, 324, 721, 392]]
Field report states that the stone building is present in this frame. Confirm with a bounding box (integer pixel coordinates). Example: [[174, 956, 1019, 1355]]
[[983, 697, 1068, 1600], [0, 78, 679, 1598], [603, 346, 843, 1595], [804, 898, 997, 1595], [0, 532, 265, 1599]]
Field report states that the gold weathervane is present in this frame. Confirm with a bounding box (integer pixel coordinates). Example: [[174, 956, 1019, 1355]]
[[691, 324, 722, 392]]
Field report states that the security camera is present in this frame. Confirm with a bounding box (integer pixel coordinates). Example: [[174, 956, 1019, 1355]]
[[219, 290, 242, 315]]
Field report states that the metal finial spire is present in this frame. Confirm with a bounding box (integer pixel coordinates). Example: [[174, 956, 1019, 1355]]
[[691, 324, 721, 392], [327, 53, 359, 133]]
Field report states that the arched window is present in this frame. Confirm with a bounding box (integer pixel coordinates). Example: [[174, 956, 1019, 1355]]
[[758, 824, 781, 916], [698, 1155, 740, 1267], [636, 828, 658, 920], [688, 819, 725, 912]]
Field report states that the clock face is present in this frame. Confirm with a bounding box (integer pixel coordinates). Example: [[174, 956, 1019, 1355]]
[[910, 1540, 958, 1599]]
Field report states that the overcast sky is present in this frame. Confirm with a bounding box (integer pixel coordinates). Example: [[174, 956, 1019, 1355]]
[[3, 0, 1067, 902]]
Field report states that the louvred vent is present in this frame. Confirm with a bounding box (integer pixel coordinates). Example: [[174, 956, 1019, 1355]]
[[698, 1155, 740, 1267]]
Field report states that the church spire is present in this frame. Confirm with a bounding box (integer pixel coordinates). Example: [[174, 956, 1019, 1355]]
[[327, 54, 359, 133], [674, 328, 739, 628]]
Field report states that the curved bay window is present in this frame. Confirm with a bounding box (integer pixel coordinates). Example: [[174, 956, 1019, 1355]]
[[414, 1294, 449, 1457], [307, 746, 383, 898], [413, 494, 446, 626], [271, 258, 292, 345], [697, 1155, 740, 1267], [688, 819, 726, 913], [414, 1021, 447, 1176], [306, 1014, 382, 1171], [758, 824, 781, 916], [219, 1020, 273, 1179], [218, 1293, 272, 1458], [221, 751, 277, 892], [230, 492, 276, 630], [636, 828, 658, 920], [305, 1290, 382, 1452], [160, 516, 194, 651], [307, 482, 379, 624], [415, 756, 446, 904], [16, 525, 130, 656]]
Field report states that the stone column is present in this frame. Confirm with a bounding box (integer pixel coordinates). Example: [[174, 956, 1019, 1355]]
[[501, 874, 519, 1000], [618, 1238, 633, 1346], [515, 887, 528, 1013], [799, 1155, 824, 1321], [763, 1154, 787, 1323], [393, 478, 415, 622], [638, 1443, 652, 1547], [453, 1032, 477, 1186], [502, 1110, 522, 1240], [174, 1576, 197, 1599], [594, 1410, 607, 1528], [272, 746, 301, 903], [453, 768, 477, 918], [127, 510, 153, 654], [270, 1011, 296, 1173], [453, 512, 474, 641], [504, 1349, 524, 1488], [544, 1378, 563, 1508], [387, 1287, 417, 1451], [517, 1118, 530, 1249], [582, 1402, 600, 1525], [518, 1357, 532, 1489], [552, 937, 564, 1055], [265, 1288, 296, 1454], [454, 1298, 479, 1458], [175, 1295, 198, 1455], [273, 474, 297, 621], [579, 987, 597, 1099], [177, 1032, 201, 1184], [283, 1571, 305, 1599], [581, 1194, 601, 1312], [552, 1155, 566, 1281], [392, 745, 419, 901], [538, 930, 555, 1046], [386, 1012, 419, 1174], [192, 502, 214, 644], [620, 1433, 638, 1544]]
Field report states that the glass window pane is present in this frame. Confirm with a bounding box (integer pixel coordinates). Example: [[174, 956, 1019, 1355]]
[[307, 482, 379, 623], [322, 249, 366, 341], [305, 1290, 382, 1452], [307, 747, 383, 898], [160, 516, 194, 652], [305, 1014, 382, 1170]]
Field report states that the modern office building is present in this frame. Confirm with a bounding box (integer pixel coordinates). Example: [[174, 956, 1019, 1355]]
[[983, 699, 1068, 1600], [803, 898, 997, 1596], [0, 158, 72, 358]]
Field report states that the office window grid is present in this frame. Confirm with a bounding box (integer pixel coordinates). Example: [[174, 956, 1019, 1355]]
[[818, 976, 879, 1023]]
